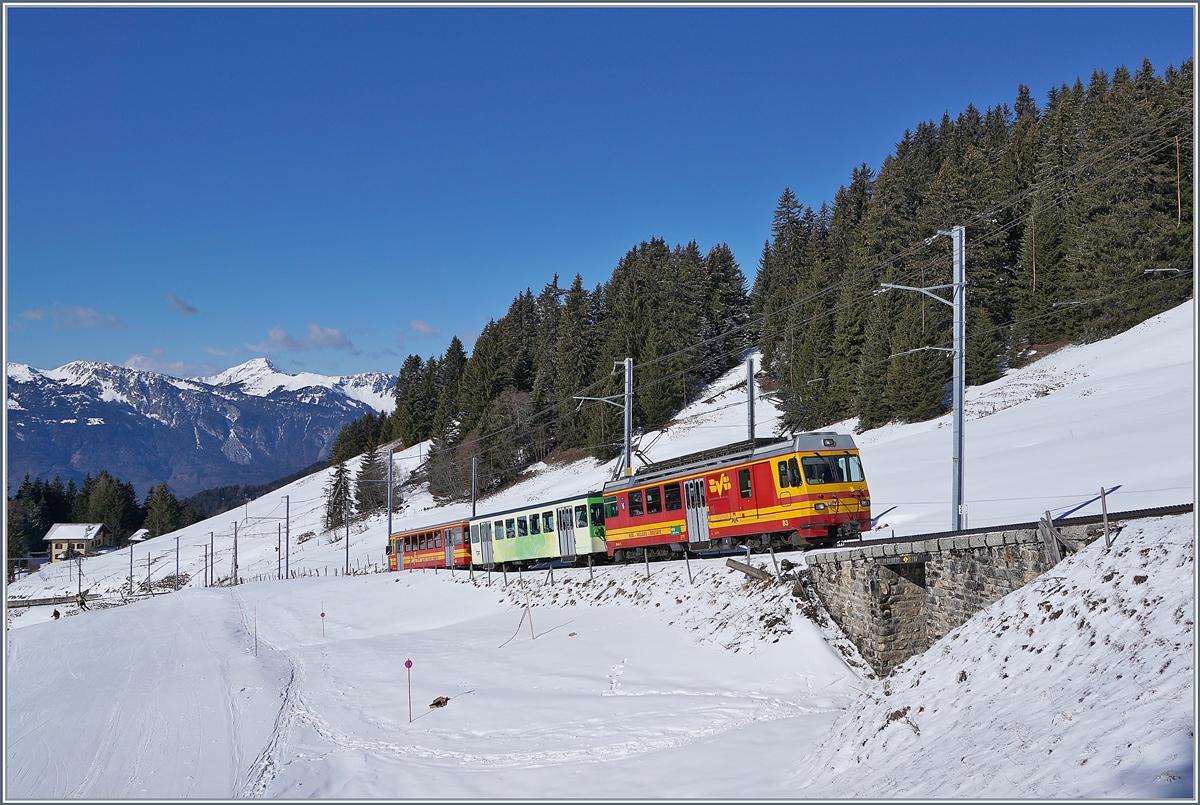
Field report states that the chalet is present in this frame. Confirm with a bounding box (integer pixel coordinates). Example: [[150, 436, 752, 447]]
[[43, 523, 112, 562]]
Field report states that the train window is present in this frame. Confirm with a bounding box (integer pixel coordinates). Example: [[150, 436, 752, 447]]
[[529, 514, 541, 535], [506, 519, 516, 540], [841, 454, 865, 482], [575, 505, 588, 528], [385, 542, 392, 555], [419, 534, 426, 550], [778, 461, 791, 488], [435, 531, 443, 548], [543, 512, 555, 532], [516, 517, 529, 537], [802, 457, 835, 484], [629, 490, 644, 517], [663, 482, 682, 511], [604, 496, 619, 519], [494, 520, 504, 539], [739, 468, 752, 498], [471, 525, 480, 544], [590, 501, 605, 526], [646, 486, 663, 515], [454, 526, 464, 546], [788, 457, 802, 486]]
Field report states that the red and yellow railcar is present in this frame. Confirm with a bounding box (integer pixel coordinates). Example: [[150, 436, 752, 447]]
[[602, 432, 870, 559], [387, 520, 471, 570]]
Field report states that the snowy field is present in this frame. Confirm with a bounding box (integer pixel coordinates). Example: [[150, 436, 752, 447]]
[[4, 300, 1195, 799]]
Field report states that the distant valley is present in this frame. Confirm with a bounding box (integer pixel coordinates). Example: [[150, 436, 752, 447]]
[[5, 358, 396, 498]]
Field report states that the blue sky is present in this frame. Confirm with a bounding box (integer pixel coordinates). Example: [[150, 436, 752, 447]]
[[5, 5, 1194, 379]]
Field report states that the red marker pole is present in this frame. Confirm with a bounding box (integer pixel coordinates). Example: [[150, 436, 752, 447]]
[[405, 659, 413, 723], [320, 603, 325, 637]]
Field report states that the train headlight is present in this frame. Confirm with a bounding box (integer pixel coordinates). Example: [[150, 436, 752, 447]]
[[814, 503, 827, 511], [860, 499, 870, 508]]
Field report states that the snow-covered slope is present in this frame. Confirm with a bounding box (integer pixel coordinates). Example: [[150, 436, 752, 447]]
[[791, 512, 1194, 799], [5, 300, 1194, 799]]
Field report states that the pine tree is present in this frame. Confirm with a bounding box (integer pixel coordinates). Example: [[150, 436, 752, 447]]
[[431, 336, 468, 440], [355, 446, 387, 515], [324, 461, 350, 531], [143, 483, 192, 538], [7, 504, 26, 581]]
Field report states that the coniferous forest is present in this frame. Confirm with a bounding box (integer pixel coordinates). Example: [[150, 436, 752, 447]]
[[330, 58, 1194, 503]]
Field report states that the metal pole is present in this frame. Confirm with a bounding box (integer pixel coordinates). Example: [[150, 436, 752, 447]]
[[1101, 487, 1111, 549], [203, 545, 208, 587], [623, 358, 633, 478], [283, 496, 290, 580], [387, 451, 394, 549], [233, 522, 239, 586], [746, 355, 755, 441], [684, 548, 693, 584], [345, 484, 350, 575], [147, 552, 151, 593], [210, 532, 214, 587], [130, 542, 134, 596], [951, 224, 966, 531], [175, 536, 179, 591], [471, 456, 478, 519], [278, 524, 282, 580]]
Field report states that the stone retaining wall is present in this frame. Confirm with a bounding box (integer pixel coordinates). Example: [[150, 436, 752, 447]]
[[805, 522, 1105, 676]]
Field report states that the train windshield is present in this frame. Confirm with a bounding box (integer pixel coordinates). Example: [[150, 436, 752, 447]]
[[802, 454, 865, 484]]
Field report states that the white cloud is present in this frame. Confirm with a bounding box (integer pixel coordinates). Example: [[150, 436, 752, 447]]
[[248, 322, 359, 356], [409, 319, 440, 337], [167, 294, 199, 315], [123, 351, 212, 378], [24, 305, 128, 330]]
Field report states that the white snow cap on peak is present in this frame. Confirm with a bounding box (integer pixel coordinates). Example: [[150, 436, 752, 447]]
[[202, 358, 282, 387], [6, 363, 39, 383]]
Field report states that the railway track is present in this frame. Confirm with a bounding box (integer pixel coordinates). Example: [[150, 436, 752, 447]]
[[840, 502, 1194, 550]]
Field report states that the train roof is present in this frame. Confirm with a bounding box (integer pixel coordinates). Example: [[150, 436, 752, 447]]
[[602, 432, 859, 492], [390, 491, 605, 537], [468, 491, 604, 522]]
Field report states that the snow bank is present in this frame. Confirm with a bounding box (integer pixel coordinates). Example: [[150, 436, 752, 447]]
[[791, 513, 1195, 798]]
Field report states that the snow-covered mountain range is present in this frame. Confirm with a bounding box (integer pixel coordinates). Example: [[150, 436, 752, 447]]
[[5, 358, 397, 497]]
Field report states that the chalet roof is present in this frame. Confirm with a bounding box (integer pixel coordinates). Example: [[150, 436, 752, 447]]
[[43, 523, 109, 542], [129, 529, 150, 543]]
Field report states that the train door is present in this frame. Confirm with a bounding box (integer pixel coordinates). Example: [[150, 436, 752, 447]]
[[478, 521, 494, 566], [445, 526, 456, 567], [683, 478, 709, 544], [556, 507, 575, 557], [751, 462, 775, 515]]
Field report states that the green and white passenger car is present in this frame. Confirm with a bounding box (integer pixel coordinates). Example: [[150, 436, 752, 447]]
[[468, 492, 606, 568]]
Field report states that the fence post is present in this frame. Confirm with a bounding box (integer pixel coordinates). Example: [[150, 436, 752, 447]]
[[1040, 511, 1063, 565], [1100, 487, 1111, 549]]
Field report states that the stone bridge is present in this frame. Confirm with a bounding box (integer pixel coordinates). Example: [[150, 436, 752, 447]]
[[803, 507, 1188, 676]]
